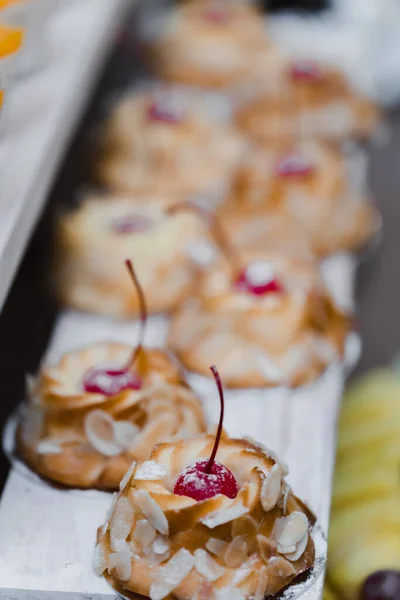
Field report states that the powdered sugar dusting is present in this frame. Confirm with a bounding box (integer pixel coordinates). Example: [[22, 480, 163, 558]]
[[134, 461, 167, 481]]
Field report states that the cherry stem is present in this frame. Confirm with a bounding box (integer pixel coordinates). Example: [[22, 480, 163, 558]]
[[166, 201, 241, 276], [205, 365, 225, 474], [124, 259, 147, 370]]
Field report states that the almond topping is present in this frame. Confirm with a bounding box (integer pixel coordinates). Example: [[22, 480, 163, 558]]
[[260, 464, 282, 512], [150, 549, 195, 600], [119, 461, 136, 492], [84, 409, 121, 457], [194, 548, 225, 582], [110, 497, 135, 552], [272, 512, 308, 548], [205, 538, 228, 559], [268, 556, 296, 578], [133, 519, 157, 549], [135, 490, 169, 535], [284, 532, 308, 562], [153, 535, 170, 555], [92, 543, 106, 576], [254, 565, 269, 600], [257, 534, 277, 563], [224, 535, 248, 568], [108, 545, 132, 581]]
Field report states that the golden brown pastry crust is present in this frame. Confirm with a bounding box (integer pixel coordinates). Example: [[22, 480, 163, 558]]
[[56, 194, 208, 318], [168, 251, 350, 388], [96, 436, 316, 599], [151, 1, 277, 89], [96, 89, 244, 198], [236, 66, 380, 143], [17, 343, 207, 490], [218, 141, 380, 257]]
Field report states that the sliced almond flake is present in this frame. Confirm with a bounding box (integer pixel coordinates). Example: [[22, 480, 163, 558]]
[[133, 519, 157, 549], [280, 482, 291, 516], [36, 439, 62, 455], [92, 543, 106, 576], [147, 548, 171, 566], [149, 548, 195, 600], [284, 532, 308, 562], [20, 405, 44, 448], [202, 502, 249, 529], [102, 492, 118, 535], [268, 556, 296, 578], [110, 497, 135, 552], [215, 588, 246, 600], [193, 581, 216, 600], [257, 534, 277, 563], [231, 555, 259, 585], [187, 241, 217, 267], [271, 512, 308, 548], [205, 538, 228, 558], [119, 461, 136, 492], [84, 409, 122, 457], [254, 565, 269, 600], [108, 545, 132, 581], [114, 420, 140, 449], [194, 548, 225, 582], [232, 514, 259, 538], [153, 535, 170, 555], [260, 464, 282, 512], [224, 535, 248, 568], [135, 490, 169, 535], [277, 543, 296, 554], [134, 461, 167, 481]]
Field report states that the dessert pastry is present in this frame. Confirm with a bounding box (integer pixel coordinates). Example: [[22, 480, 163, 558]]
[[328, 370, 400, 599], [168, 248, 349, 388], [150, 0, 285, 90], [217, 140, 380, 257], [17, 261, 207, 490], [96, 86, 244, 199], [95, 366, 317, 599], [56, 193, 208, 318], [235, 60, 379, 142]]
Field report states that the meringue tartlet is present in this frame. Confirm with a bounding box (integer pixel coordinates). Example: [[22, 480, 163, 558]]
[[56, 194, 208, 318], [17, 343, 207, 490], [95, 435, 316, 600], [218, 141, 380, 257], [168, 252, 349, 387], [96, 87, 244, 200], [151, 0, 275, 89], [236, 60, 379, 143]]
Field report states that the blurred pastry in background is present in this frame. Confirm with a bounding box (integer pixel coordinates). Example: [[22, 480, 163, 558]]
[[218, 140, 380, 257], [168, 250, 349, 388], [328, 369, 400, 599], [96, 86, 244, 201], [17, 262, 207, 490], [236, 60, 379, 143], [56, 193, 208, 318], [150, 0, 284, 90], [95, 367, 318, 599]]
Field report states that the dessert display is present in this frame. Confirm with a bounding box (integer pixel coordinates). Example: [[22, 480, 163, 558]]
[[95, 366, 318, 599], [327, 370, 400, 599], [16, 261, 207, 490], [235, 60, 379, 143], [96, 86, 244, 199], [150, 0, 287, 90], [217, 140, 380, 257], [168, 248, 349, 388], [56, 193, 209, 318]]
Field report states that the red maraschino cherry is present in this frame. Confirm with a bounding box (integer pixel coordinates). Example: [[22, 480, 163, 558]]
[[275, 153, 314, 178], [111, 214, 153, 235], [83, 260, 146, 396], [147, 100, 182, 125], [291, 60, 324, 83], [174, 366, 238, 501], [204, 6, 231, 24], [234, 261, 283, 297]]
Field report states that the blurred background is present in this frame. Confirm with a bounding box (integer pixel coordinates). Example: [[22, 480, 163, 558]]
[[0, 1, 399, 600]]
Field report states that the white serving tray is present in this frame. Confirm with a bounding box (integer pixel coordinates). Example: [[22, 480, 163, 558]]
[[0, 252, 360, 600]]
